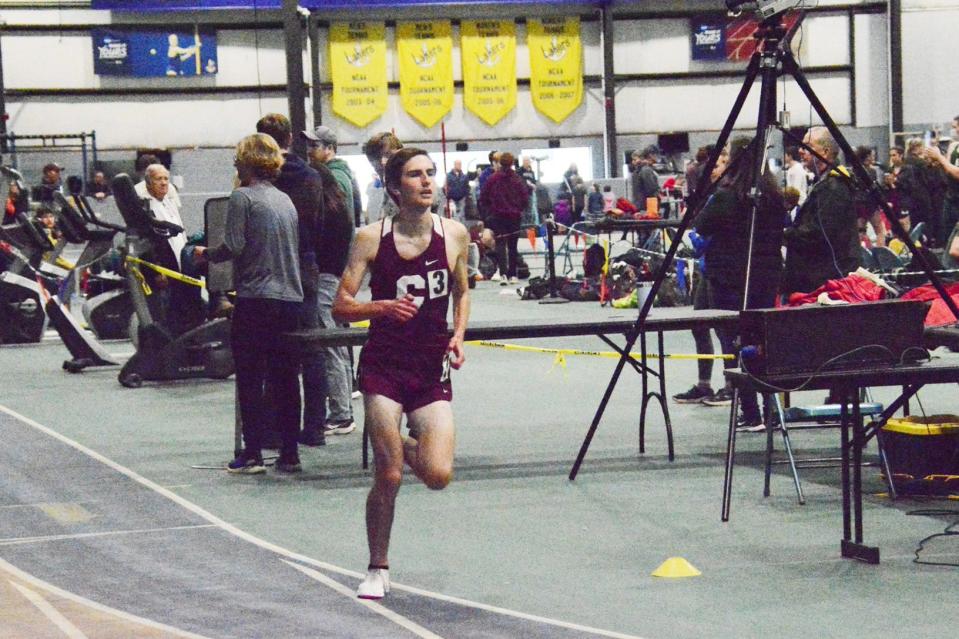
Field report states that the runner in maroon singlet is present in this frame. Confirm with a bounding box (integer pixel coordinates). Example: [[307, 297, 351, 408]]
[[333, 148, 471, 600]]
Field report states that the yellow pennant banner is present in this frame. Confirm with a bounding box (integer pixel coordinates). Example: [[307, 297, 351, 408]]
[[527, 16, 583, 124], [329, 22, 388, 128], [397, 20, 454, 128], [461, 20, 516, 126]]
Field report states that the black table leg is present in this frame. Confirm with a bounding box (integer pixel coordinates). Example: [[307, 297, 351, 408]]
[[656, 331, 675, 461], [721, 388, 741, 522], [853, 395, 864, 543], [840, 392, 851, 542], [840, 387, 880, 563], [637, 331, 674, 460], [639, 330, 649, 455]]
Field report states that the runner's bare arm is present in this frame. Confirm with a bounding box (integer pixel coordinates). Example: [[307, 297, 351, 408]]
[[446, 221, 471, 369], [333, 225, 419, 324]]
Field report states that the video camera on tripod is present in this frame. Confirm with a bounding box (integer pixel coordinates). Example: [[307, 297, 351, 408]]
[[725, 0, 801, 20]]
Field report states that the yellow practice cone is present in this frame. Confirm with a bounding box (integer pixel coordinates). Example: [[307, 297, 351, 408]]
[[651, 557, 701, 578], [527, 227, 538, 250]]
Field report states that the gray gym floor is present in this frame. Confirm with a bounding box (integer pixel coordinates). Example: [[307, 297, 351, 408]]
[[1, 277, 958, 638]]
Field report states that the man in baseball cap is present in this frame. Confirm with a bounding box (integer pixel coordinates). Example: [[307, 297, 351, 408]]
[[301, 123, 360, 438], [301, 125, 338, 148]]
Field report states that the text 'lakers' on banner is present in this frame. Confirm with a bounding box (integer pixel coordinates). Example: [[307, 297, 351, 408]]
[[397, 20, 454, 128], [329, 22, 388, 128], [527, 16, 583, 124], [461, 20, 517, 126]]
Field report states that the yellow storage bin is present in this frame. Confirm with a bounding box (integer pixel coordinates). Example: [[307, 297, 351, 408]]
[[882, 415, 959, 480]]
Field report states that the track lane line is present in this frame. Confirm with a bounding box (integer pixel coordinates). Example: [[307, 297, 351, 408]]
[[282, 560, 445, 639], [0, 524, 217, 547], [0, 402, 648, 639], [10, 581, 90, 639], [1, 559, 213, 639]]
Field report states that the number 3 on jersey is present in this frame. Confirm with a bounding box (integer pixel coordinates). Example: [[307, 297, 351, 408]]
[[396, 269, 448, 308]]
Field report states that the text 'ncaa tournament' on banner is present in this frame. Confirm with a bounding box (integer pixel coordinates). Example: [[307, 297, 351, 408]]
[[527, 16, 583, 124], [329, 22, 388, 128], [397, 21, 455, 129], [461, 20, 517, 127]]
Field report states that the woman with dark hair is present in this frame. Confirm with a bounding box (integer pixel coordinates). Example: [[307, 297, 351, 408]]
[[195, 133, 303, 474], [695, 135, 784, 430], [479, 151, 529, 285]]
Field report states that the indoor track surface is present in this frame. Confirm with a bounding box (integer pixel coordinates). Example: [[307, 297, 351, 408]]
[[2, 282, 958, 638]]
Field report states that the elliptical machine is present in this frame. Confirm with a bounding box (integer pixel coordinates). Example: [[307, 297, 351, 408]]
[[43, 192, 124, 371], [61, 190, 134, 340], [111, 174, 233, 388], [0, 212, 52, 344]]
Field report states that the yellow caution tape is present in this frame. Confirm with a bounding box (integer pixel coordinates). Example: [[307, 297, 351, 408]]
[[465, 340, 733, 361], [125, 255, 205, 288], [129, 263, 151, 296]]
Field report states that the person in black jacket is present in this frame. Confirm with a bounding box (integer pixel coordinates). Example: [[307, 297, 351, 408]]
[[445, 159, 471, 222], [255, 113, 328, 449], [479, 152, 530, 285], [782, 126, 860, 295], [897, 138, 947, 246], [695, 135, 784, 431]]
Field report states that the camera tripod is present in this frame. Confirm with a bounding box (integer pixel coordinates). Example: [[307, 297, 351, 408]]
[[568, 11, 959, 482]]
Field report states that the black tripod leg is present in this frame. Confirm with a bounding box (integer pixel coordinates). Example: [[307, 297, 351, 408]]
[[569, 54, 765, 481], [569, 325, 642, 480]]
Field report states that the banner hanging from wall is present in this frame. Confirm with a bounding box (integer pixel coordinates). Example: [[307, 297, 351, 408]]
[[92, 27, 217, 77], [328, 22, 388, 128], [460, 20, 517, 126], [690, 17, 726, 61], [397, 21, 454, 129], [527, 16, 583, 124]]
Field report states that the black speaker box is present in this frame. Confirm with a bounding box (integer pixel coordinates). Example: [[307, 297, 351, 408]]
[[739, 300, 930, 376]]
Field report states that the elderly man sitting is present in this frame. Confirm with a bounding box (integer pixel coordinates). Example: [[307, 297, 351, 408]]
[[142, 164, 186, 268], [140, 163, 205, 333]]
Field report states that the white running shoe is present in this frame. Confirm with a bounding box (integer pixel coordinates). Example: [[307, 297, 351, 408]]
[[323, 419, 356, 435], [490, 272, 503, 282], [357, 568, 390, 599], [324, 419, 356, 435]]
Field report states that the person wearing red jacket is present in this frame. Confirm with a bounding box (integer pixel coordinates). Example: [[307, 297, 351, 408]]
[[478, 152, 530, 285]]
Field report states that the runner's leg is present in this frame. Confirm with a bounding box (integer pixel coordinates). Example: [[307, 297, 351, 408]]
[[405, 400, 455, 490], [365, 394, 405, 566]]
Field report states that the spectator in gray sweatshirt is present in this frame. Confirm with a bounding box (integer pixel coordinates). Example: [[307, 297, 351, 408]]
[[195, 133, 303, 475]]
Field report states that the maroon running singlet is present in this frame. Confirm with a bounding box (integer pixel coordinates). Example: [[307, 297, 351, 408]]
[[359, 214, 453, 411]]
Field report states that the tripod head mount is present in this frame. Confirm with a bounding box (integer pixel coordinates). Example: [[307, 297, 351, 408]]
[[726, 0, 801, 21]]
